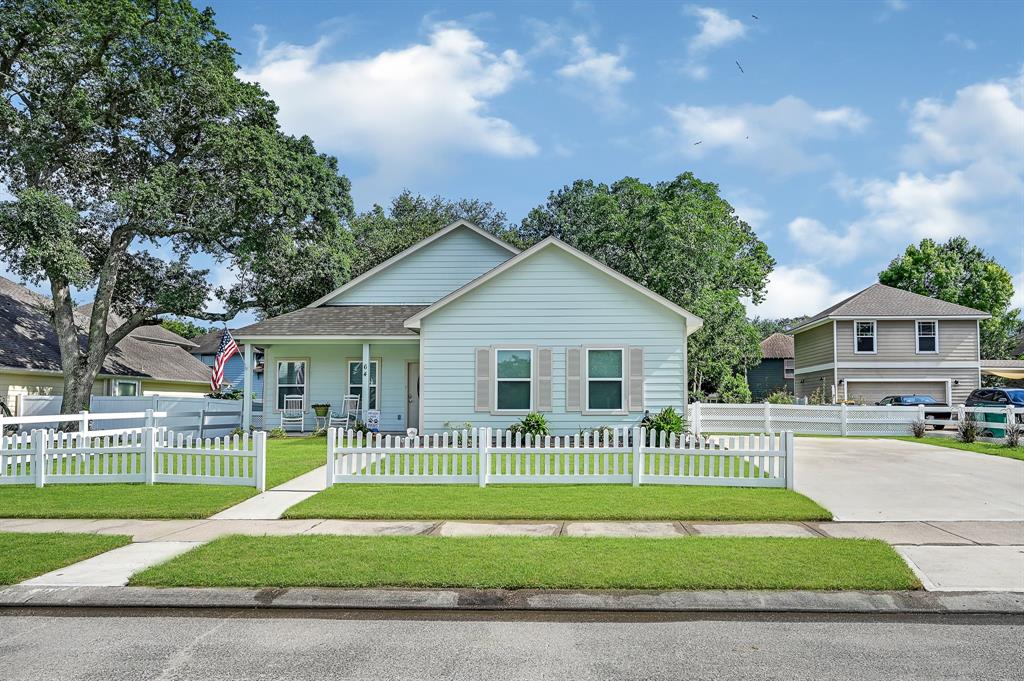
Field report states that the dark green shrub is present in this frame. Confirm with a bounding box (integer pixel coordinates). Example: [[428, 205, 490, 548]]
[[507, 411, 550, 437], [957, 416, 979, 443], [765, 389, 795, 405], [641, 406, 686, 435]]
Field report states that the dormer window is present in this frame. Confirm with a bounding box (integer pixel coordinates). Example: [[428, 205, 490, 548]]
[[916, 321, 938, 353], [854, 321, 876, 354]]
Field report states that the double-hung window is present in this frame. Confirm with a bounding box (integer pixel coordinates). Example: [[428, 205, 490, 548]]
[[276, 360, 307, 410], [854, 321, 876, 354], [347, 360, 379, 410], [916, 321, 937, 353], [586, 348, 624, 411], [495, 349, 532, 411], [783, 359, 795, 379]]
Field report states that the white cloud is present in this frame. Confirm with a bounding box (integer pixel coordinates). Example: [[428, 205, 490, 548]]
[[682, 6, 746, 80], [943, 33, 977, 50], [790, 72, 1024, 262], [886, 0, 909, 11], [1012, 271, 1024, 311], [745, 265, 858, 319], [240, 25, 538, 189], [662, 96, 868, 173], [556, 35, 634, 113]]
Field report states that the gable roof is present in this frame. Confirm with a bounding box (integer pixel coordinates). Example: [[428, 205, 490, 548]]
[[305, 220, 520, 309], [233, 304, 426, 340], [0, 276, 211, 384], [760, 333, 794, 359], [403, 237, 704, 333], [791, 283, 990, 333]]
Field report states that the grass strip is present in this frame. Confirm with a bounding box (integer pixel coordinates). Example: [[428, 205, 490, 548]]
[[265, 435, 328, 488], [285, 484, 831, 521], [130, 535, 918, 591], [894, 436, 1024, 462], [0, 484, 255, 519], [0, 532, 131, 584]]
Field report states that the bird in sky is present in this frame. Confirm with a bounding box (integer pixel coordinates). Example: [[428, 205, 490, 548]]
[[736, 60, 745, 73], [693, 141, 702, 146], [752, 14, 759, 20]]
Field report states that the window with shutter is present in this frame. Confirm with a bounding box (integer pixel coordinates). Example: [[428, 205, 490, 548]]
[[628, 346, 644, 412], [565, 347, 582, 412], [474, 348, 491, 412], [535, 347, 552, 411]]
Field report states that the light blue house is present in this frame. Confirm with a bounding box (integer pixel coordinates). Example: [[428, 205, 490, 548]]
[[234, 221, 703, 434], [190, 330, 264, 397]]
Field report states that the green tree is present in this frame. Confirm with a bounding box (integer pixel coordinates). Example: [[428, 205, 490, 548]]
[[718, 373, 752, 403], [878, 237, 1022, 358], [519, 173, 774, 395], [159, 318, 211, 340], [0, 0, 353, 414], [349, 190, 518, 275], [750, 316, 808, 339]]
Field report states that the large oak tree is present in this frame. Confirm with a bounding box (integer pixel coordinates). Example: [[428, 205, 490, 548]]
[[0, 0, 353, 413]]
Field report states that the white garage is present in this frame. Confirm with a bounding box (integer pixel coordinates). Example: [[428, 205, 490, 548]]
[[842, 379, 951, 405]]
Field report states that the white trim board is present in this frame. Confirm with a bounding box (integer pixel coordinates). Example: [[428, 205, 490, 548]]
[[305, 221, 520, 309], [403, 237, 704, 333], [796, 361, 980, 375]]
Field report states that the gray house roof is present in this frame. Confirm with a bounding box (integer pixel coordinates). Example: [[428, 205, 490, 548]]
[[760, 333, 794, 359], [233, 305, 428, 339], [0, 276, 211, 384], [792, 283, 990, 332]]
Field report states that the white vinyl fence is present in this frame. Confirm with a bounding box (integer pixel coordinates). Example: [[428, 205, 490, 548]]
[[326, 427, 794, 489], [0, 426, 266, 490], [14, 395, 242, 437]]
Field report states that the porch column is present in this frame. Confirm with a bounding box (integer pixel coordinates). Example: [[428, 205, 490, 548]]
[[361, 342, 370, 418], [242, 343, 253, 430]]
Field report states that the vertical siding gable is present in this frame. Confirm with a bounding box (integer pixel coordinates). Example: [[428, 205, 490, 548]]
[[327, 227, 516, 305]]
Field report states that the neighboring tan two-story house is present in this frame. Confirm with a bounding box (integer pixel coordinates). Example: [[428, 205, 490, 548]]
[[791, 283, 989, 405], [233, 221, 703, 434], [747, 333, 795, 401]]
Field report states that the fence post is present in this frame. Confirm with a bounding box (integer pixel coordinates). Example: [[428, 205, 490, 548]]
[[1004, 405, 1015, 441], [325, 428, 336, 489], [254, 429, 267, 492], [692, 402, 702, 436], [632, 427, 644, 487], [478, 427, 490, 488], [198, 409, 206, 439], [144, 408, 154, 428], [917, 404, 925, 424], [143, 427, 156, 485], [764, 402, 772, 433], [33, 429, 46, 488], [79, 410, 89, 436], [840, 403, 848, 437], [957, 404, 966, 428], [784, 431, 795, 490]]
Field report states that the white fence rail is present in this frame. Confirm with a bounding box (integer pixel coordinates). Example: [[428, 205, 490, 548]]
[[326, 427, 794, 489], [12, 395, 242, 437], [0, 427, 266, 490], [689, 402, 1022, 442]]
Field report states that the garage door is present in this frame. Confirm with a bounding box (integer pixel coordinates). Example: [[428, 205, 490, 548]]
[[845, 380, 947, 404]]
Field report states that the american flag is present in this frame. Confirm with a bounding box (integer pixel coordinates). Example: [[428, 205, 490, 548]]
[[210, 329, 240, 392]]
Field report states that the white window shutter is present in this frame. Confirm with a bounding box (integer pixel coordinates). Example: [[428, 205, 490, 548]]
[[475, 348, 491, 412], [536, 347, 553, 411], [565, 347, 581, 412], [628, 346, 644, 411]]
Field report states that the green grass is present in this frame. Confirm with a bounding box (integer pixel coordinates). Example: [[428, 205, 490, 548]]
[[130, 535, 918, 591], [285, 484, 831, 521], [0, 532, 131, 584], [895, 436, 1024, 462], [265, 435, 327, 488]]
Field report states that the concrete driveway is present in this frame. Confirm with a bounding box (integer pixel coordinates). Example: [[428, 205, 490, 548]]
[[794, 438, 1024, 521]]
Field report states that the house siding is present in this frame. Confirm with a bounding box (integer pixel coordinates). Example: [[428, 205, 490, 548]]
[[747, 359, 794, 401], [418, 247, 687, 434], [196, 353, 263, 396], [327, 227, 515, 305], [835, 319, 978, 362], [260, 342, 419, 431], [794, 323, 834, 369], [794, 369, 835, 401]]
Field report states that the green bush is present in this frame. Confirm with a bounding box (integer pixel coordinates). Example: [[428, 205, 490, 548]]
[[507, 412, 550, 437], [641, 406, 686, 434], [957, 416, 979, 443], [1005, 422, 1022, 448], [719, 373, 752, 404], [808, 386, 829, 406], [765, 389, 795, 405], [267, 427, 287, 439]]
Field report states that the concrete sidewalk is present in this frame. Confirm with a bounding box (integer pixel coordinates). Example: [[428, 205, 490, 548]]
[[209, 466, 327, 520]]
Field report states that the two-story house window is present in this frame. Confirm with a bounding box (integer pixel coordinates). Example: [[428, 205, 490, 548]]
[[916, 321, 938, 353], [854, 321, 876, 354], [783, 358, 795, 379]]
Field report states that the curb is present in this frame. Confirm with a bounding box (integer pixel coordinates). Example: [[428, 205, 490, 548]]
[[1, 585, 1022, 615]]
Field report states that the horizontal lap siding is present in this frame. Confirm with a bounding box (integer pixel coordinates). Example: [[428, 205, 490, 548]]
[[794, 369, 835, 400], [794, 323, 833, 368], [327, 228, 515, 305], [835, 319, 979, 362], [420, 247, 686, 434]]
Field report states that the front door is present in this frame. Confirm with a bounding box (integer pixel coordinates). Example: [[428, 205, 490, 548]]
[[407, 362, 420, 431]]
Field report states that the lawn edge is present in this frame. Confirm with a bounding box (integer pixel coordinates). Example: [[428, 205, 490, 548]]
[[893, 436, 1024, 462]]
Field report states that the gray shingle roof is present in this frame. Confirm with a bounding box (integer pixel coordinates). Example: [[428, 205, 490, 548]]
[[233, 305, 427, 338], [189, 328, 258, 355], [760, 333, 794, 359], [0, 276, 211, 384], [792, 283, 989, 331]]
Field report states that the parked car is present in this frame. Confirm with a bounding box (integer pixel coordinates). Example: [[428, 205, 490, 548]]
[[876, 394, 951, 429], [964, 388, 1024, 407]]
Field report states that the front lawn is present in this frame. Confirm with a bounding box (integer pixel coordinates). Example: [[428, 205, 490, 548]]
[[0, 532, 131, 584], [895, 436, 1024, 462], [265, 434, 327, 488], [130, 535, 918, 590], [284, 484, 831, 521]]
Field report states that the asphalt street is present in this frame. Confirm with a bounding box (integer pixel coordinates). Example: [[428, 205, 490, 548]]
[[0, 610, 1021, 680]]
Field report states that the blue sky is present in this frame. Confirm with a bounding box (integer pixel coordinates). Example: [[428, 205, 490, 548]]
[[6, 0, 1023, 326]]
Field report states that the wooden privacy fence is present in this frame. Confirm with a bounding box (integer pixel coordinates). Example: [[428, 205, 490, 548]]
[[0, 427, 266, 490], [326, 427, 794, 489]]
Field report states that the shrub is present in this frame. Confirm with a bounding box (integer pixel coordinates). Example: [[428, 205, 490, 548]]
[[808, 386, 829, 406], [507, 411, 550, 437], [578, 425, 615, 439], [1004, 421, 1022, 448], [957, 416, 979, 443], [443, 420, 474, 432], [719, 373, 752, 404], [267, 427, 287, 439], [765, 389, 795, 405], [207, 387, 244, 400], [911, 420, 927, 438], [641, 406, 686, 435]]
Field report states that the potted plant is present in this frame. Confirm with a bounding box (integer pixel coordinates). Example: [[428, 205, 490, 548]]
[[311, 403, 331, 418]]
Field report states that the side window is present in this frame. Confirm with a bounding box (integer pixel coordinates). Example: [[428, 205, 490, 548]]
[[586, 348, 624, 411], [783, 358, 795, 379], [916, 321, 937, 353], [855, 321, 876, 353], [495, 349, 532, 411], [276, 360, 307, 409]]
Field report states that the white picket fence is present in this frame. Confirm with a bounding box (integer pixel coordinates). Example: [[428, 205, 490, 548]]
[[0, 427, 266, 490], [689, 402, 1022, 442], [326, 427, 794, 489]]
